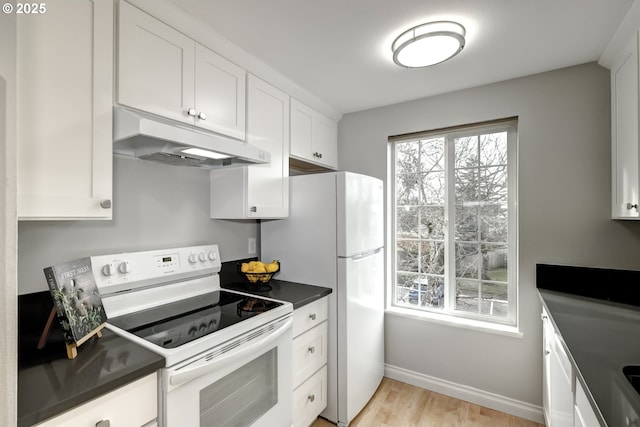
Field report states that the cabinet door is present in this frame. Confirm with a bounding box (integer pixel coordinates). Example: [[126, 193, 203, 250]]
[[290, 98, 337, 170], [313, 113, 338, 169], [118, 1, 195, 125], [542, 310, 552, 425], [550, 331, 574, 427], [35, 373, 157, 427], [245, 75, 289, 218], [17, 0, 113, 219], [195, 43, 246, 140], [574, 380, 601, 427], [210, 76, 289, 219], [290, 98, 314, 161], [611, 31, 640, 219]]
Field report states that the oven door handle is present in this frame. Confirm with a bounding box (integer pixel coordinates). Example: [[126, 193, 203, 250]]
[[168, 317, 292, 387]]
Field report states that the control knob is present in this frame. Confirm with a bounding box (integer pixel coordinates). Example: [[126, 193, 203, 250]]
[[102, 263, 115, 277], [198, 252, 207, 262], [188, 253, 197, 264], [207, 251, 217, 261], [118, 261, 131, 274], [188, 326, 197, 336]]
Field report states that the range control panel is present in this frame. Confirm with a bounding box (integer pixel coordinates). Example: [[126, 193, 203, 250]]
[[91, 244, 222, 295]]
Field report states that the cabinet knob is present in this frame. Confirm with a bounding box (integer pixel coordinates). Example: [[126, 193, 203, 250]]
[[309, 313, 316, 321], [627, 203, 639, 211], [197, 111, 207, 120], [308, 394, 315, 403], [308, 346, 316, 354], [96, 420, 110, 427], [249, 206, 257, 213], [187, 108, 197, 117], [544, 350, 550, 355], [99, 199, 111, 209]]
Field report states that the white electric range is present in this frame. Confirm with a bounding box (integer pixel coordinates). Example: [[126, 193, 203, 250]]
[[91, 244, 293, 427]]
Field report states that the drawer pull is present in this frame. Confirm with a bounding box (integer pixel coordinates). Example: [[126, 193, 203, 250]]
[[96, 421, 110, 427], [308, 346, 316, 354], [308, 394, 315, 403], [309, 313, 317, 321]]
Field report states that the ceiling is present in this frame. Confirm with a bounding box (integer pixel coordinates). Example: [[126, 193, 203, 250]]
[[167, 0, 635, 116]]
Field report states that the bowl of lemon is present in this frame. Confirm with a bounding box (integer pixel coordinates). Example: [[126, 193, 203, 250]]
[[237, 260, 280, 289]]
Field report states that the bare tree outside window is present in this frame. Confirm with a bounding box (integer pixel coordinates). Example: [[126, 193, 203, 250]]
[[392, 121, 517, 325]]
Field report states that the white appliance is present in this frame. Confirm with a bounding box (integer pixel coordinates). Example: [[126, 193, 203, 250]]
[[261, 171, 385, 426], [91, 244, 293, 427]]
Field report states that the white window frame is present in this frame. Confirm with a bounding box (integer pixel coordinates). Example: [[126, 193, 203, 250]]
[[388, 119, 519, 330]]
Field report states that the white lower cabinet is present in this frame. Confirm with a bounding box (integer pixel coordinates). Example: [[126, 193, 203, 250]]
[[574, 380, 601, 427], [542, 309, 603, 427], [34, 373, 157, 427], [292, 297, 329, 427]]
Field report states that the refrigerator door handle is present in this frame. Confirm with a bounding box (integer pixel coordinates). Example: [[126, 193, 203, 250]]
[[340, 247, 383, 260]]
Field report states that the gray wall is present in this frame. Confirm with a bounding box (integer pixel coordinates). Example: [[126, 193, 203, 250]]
[[338, 62, 640, 406], [18, 155, 258, 294]]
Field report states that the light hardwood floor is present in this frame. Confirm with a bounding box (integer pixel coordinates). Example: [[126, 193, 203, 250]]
[[311, 378, 545, 427]]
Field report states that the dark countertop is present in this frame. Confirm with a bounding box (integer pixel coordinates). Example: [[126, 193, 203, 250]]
[[537, 264, 640, 427], [221, 279, 332, 309], [219, 259, 332, 309], [18, 292, 165, 427]]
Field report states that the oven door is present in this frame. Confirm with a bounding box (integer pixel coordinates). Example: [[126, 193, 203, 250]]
[[161, 315, 293, 427]]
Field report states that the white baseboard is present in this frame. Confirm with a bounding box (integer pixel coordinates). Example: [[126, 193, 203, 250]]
[[384, 364, 545, 424]]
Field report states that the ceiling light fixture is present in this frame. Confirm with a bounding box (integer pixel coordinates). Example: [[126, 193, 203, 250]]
[[392, 21, 466, 68]]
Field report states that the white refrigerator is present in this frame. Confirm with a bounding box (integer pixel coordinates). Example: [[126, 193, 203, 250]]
[[261, 171, 384, 426]]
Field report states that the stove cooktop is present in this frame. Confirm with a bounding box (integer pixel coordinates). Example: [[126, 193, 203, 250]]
[[108, 290, 283, 349]]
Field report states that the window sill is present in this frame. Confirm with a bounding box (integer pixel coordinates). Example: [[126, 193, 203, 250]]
[[385, 306, 523, 338]]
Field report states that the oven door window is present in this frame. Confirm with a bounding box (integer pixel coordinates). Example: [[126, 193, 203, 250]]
[[200, 348, 278, 427]]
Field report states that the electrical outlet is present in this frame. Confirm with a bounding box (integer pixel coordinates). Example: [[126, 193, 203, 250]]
[[248, 237, 256, 255]]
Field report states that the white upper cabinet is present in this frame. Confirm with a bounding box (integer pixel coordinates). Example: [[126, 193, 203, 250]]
[[194, 44, 246, 140], [611, 30, 640, 219], [117, 1, 246, 140], [290, 98, 338, 170], [210, 75, 289, 219], [17, 0, 114, 220]]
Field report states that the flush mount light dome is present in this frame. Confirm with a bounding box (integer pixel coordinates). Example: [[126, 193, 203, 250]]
[[392, 21, 466, 68]]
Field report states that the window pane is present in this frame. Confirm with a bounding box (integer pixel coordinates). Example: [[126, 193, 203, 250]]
[[397, 207, 419, 239], [396, 173, 419, 205], [454, 136, 478, 168], [455, 168, 479, 202], [455, 279, 479, 313], [479, 132, 507, 166], [422, 172, 445, 204], [480, 165, 507, 202], [455, 243, 479, 279], [480, 203, 507, 243], [395, 272, 417, 306], [481, 244, 508, 282], [455, 205, 478, 242], [420, 206, 444, 239], [397, 240, 419, 272], [480, 282, 508, 317], [420, 137, 445, 171], [396, 142, 420, 174], [420, 241, 444, 275]]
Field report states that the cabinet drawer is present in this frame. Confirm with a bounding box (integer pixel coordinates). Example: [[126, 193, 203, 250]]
[[293, 297, 328, 337], [35, 373, 157, 427], [293, 321, 327, 389], [293, 365, 328, 427]]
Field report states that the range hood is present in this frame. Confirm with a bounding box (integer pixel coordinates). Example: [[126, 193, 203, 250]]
[[113, 107, 270, 169]]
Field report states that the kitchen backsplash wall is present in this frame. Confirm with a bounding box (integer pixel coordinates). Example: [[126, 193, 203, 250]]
[[18, 155, 259, 294]]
